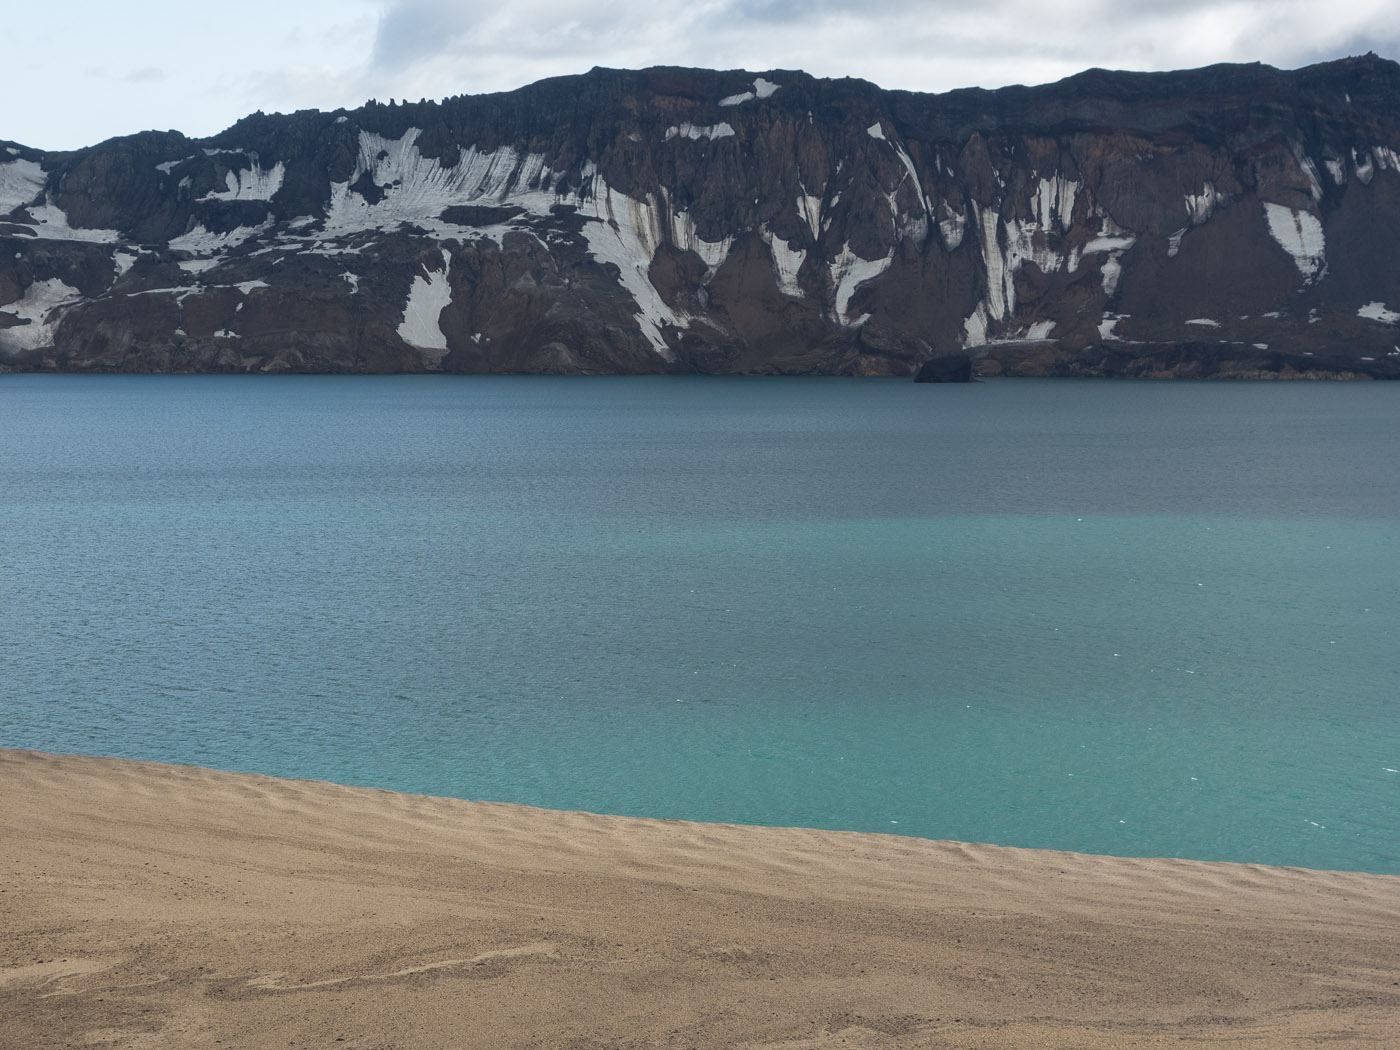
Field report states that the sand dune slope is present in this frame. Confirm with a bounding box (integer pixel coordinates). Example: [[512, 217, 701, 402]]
[[1, 749, 1397, 1049]]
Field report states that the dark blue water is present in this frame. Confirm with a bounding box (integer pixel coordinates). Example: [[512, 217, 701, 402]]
[[2, 375, 1397, 873]]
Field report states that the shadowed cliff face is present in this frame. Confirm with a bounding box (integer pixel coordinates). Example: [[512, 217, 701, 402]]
[[3, 56, 1400, 376]]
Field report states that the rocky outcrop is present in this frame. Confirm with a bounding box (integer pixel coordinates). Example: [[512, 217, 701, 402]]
[[3, 56, 1400, 376], [914, 354, 973, 382]]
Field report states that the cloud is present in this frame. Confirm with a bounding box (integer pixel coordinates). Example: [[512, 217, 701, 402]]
[[370, 0, 466, 70], [360, 0, 1400, 101], [8, 0, 1399, 151], [369, 0, 705, 74]]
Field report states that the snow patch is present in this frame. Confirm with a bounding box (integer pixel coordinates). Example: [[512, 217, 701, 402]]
[[128, 286, 202, 300], [396, 250, 452, 362], [1185, 182, 1223, 225], [664, 123, 735, 142], [963, 302, 990, 347], [0, 158, 45, 213], [871, 135, 925, 217], [829, 242, 893, 324], [879, 140, 924, 215], [1099, 253, 1124, 296], [761, 227, 805, 298], [201, 160, 285, 202], [970, 197, 1131, 323], [1079, 218, 1135, 296], [974, 205, 1076, 320], [379, 159, 726, 358], [866, 122, 886, 141], [298, 243, 365, 257], [178, 258, 220, 274], [895, 208, 928, 246], [340, 271, 360, 293], [578, 181, 684, 358], [938, 203, 966, 251], [1186, 318, 1221, 327], [797, 193, 822, 241], [1262, 202, 1326, 281], [1083, 230, 1137, 255], [1098, 313, 1126, 341], [322, 129, 565, 243], [0, 277, 82, 351], [1167, 227, 1187, 257], [112, 250, 138, 278], [1358, 301, 1400, 324], [579, 183, 733, 315], [169, 218, 272, 255], [1294, 148, 1323, 201], [975, 206, 1014, 320], [1031, 176, 1078, 232], [968, 319, 1057, 347], [1324, 157, 1346, 185], [1353, 148, 1374, 185], [670, 207, 732, 273], [720, 78, 779, 106], [22, 201, 119, 243], [576, 183, 733, 345]]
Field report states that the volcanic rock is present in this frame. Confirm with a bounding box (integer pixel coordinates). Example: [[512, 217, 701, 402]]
[[3, 56, 1400, 377], [914, 354, 974, 382]]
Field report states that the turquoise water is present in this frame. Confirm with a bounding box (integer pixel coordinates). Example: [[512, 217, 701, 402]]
[[1, 375, 1397, 873]]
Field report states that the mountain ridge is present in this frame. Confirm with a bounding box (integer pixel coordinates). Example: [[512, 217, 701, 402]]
[[3, 55, 1399, 376]]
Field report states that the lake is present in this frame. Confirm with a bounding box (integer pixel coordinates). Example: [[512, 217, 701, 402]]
[[2, 374, 1396, 873]]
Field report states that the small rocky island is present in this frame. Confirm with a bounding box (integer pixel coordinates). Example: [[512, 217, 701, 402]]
[[913, 354, 974, 382], [3, 56, 1399, 377]]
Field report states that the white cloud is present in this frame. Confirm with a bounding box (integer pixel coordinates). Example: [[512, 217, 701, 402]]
[[120, 67, 166, 85], [2, 0, 1397, 150], [355, 0, 1400, 101], [4, 0, 379, 149]]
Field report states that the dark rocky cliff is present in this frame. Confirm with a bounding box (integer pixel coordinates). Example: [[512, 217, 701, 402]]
[[3, 56, 1400, 377]]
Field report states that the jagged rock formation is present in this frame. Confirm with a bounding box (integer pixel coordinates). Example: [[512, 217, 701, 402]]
[[3, 56, 1400, 376]]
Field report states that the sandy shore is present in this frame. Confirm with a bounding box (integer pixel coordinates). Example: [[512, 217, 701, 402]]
[[2, 750, 1397, 1049]]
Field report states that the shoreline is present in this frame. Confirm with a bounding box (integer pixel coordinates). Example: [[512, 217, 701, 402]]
[[6, 747, 1395, 878], [4, 748, 1398, 1048]]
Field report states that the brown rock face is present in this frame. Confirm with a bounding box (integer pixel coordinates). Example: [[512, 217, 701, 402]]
[[3, 56, 1400, 376]]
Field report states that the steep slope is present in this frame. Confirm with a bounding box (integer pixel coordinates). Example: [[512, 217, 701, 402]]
[[3, 56, 1400, 376]]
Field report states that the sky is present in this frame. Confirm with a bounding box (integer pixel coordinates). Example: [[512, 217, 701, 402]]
[[8, 0, 1400, 151]]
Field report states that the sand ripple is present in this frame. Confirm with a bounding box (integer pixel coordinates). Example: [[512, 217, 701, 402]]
[[2, 749, 1397, 1049]]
